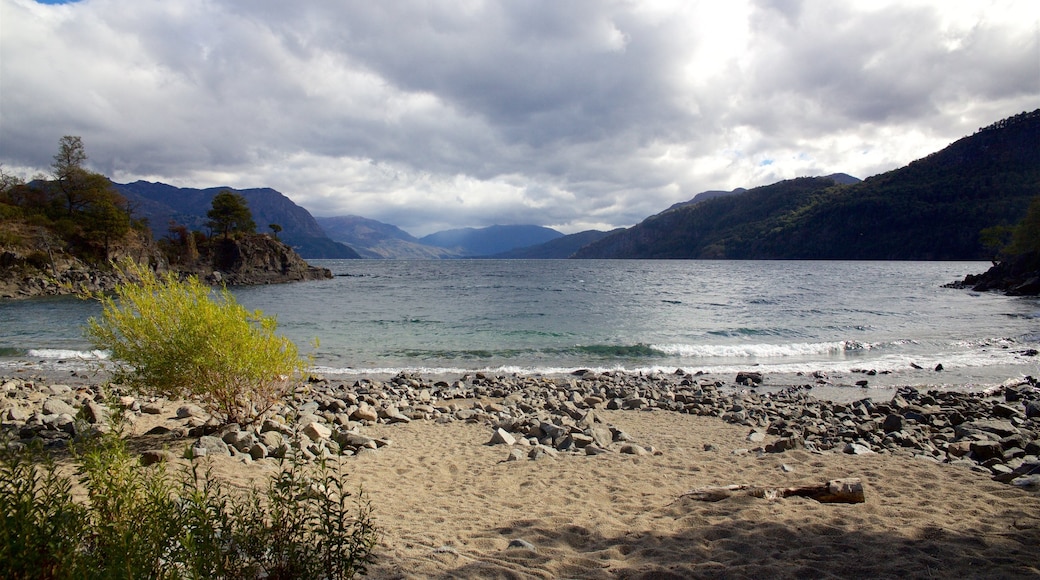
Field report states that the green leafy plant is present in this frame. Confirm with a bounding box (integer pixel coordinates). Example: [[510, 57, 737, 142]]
[[0, 431, 378, 579], [85, 259, 306, 425]]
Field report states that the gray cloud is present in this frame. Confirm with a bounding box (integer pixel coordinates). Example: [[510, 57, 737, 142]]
[[1, 0, 1036, 236]]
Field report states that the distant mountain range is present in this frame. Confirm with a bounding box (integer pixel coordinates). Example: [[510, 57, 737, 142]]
[[113, 181, 362, 259], [113, 110, 1038, 261], [575, 111, 1040, 259]]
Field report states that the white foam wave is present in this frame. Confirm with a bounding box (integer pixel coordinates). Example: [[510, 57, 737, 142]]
[[26, 349, 110, 360], [650, 340, 872, 359]]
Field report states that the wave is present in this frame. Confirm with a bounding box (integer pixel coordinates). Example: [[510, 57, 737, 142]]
[[26, 349, 110, 360], [651, 340, 873, 359]]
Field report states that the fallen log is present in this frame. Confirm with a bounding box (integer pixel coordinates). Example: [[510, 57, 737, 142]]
[[678, 478, 865, 504]]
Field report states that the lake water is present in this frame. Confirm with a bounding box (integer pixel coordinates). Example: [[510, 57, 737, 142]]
[[1, 260, 1038, 398]]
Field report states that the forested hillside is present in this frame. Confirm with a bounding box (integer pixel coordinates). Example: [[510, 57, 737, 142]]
[[575, 110, 1040, 260]]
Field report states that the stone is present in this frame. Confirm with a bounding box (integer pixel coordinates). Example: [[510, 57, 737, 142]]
[[844, 442, 875, 455], [506, 448, 526, 462], [507, 539, 536, 551], [42, 398, 77, 417], [747, 430, 766, 443], [82, 400, 108, 424], [970, 440, 1005, 462], [194, 435, 230, 457], [248, 443, 268, 460], [765, 437, 804, 453], [176, 404, 207, 419], [302, 421, 332, 441], [351, 403, 379, 423], [489, 428, 517, 446], [619, 443, 649, 456], [882, 414, 904, 433], [141, 402, 164, 415], [735, 371, 763, 385], [140, 450, 176, 466]]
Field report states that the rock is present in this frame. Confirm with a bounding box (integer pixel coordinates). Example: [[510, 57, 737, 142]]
[[141, 402, 164, 415], [42, 398, 77, 417], [193, 435, 230, 457], [507, 539, 536, 551], [82, 401, 108, 424], [970, 440, 1005, 462], [844, 442, 875, 455], [489, 428, 517, 446], [1011, 474, 1040, 488], [302, 421, 332, 441], [351, 403, 379, 423], [619, 443, 649, 456], [736, 371, 763, 386], [505, 448, 526, 462], [765, 437, 804, 453], [140, 450, 176, 466], [747, 430, 766, 443], [176, 404, 207, 419], [882, 414, 904, 433]]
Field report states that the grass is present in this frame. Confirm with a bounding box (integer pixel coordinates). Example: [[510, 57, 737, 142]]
[[0, 428, 378, 579]]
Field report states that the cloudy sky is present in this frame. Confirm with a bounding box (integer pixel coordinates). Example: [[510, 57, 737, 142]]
[[1, 0, 1037, 235]]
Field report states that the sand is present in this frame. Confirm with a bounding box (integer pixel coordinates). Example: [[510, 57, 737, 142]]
[[116, 401, 1040, 579]]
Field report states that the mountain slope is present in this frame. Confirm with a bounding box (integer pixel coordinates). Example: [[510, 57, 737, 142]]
[[315, 215, 462, 259], [575, 110, 1040, 260], [419, 225, 564, 256], [114, 181, 360, 259], [487, 229, 621, 258]]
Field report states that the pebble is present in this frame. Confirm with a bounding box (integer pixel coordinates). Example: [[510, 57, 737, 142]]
[[1, 371, 1038, 489]]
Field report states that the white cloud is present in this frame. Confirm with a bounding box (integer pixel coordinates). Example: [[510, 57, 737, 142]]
[[1, 0, 1036, 235]]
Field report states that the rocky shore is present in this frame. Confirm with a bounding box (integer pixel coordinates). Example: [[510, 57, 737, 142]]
[[3, 369, 1038, 490], [0, 234, 331, 300]]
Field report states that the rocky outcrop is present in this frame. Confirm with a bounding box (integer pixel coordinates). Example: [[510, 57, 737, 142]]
[[183, 235, 332, 286], [0, 231, 330, 300], [0, 227, 167, 299], [947, 252, 1040, 296]]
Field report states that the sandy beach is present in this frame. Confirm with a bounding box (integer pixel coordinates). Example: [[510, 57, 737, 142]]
[[54, 377, 1036, 580]]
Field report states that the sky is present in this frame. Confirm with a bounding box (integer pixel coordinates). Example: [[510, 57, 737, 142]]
[[1, 1, 1037, 236]]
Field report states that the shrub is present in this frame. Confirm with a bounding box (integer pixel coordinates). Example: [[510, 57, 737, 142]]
[[85, 260, 306, 425], [0, 431, 378, 579]]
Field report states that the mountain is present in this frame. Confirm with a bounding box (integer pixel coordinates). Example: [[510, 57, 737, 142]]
[[575, 110, 1040, 260], [113, 181, 361, 259], [487, 229, 621, 258], [666, 188, 747, 211], [419, 225, 564, 256], [315, 215, 463, 259]]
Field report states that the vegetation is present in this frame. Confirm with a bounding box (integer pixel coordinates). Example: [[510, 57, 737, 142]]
[[85, 260, 306, 425], [0, 136, 143, 265], [0, 431, 377, 579], [207, 191, 256, 240], [576, 110, 1040, 260]]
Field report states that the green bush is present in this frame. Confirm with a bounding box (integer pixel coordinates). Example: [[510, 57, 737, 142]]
[[85, 260, 307, 425], [0, 432, 378, 579]]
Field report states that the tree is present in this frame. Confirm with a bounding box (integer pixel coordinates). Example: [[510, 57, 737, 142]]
[[85, 260, 307, 425], [51, 136, 93, 215], [269, 223, 282, 239], [82, 196, 131, 261], [1007, 196, 1040, 256], [206, 190, 256, 240]]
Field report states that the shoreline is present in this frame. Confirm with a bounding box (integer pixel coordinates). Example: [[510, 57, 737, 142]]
[[2, 367, 1039, 577]]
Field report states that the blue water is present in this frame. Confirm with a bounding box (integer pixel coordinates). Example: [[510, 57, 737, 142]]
[[2, 260, 1038, 394]]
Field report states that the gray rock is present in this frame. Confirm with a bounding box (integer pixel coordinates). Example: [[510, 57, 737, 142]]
[[194, 435, 230, 457], [844, 442, 875, 455], [42, 398, 77, 417], [507, 538, 536, 551]]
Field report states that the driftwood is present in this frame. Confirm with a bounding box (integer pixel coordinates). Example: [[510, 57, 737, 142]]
[[678, 478, 865, 504]]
